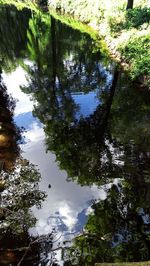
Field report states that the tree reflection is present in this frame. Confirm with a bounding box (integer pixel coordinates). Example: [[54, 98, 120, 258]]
[[20, 13, 150, 263], [0, 157, 46, 233], [20, 11, 115, 185], [0, 78, 20, 172], [0, 78, 50, 265], [63, 175, 150, 265], [0, 5, 31, 73], [60, 76, 150, 264]]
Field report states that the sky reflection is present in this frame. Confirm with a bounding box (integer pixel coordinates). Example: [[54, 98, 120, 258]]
[[2, 66, 107, 239]]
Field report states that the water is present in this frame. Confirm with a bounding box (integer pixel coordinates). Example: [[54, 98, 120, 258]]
[[0, 4, 150, 266]]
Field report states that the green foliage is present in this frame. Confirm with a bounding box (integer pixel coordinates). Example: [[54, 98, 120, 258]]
[[0, 0, 38, 10], [119, 34, 150, 82], [108, 14, 125, 36], [125, 7, 150, 29], [108, 7, 150, 36], [48, 0, 104, 24], [19, 10, 150, 188]]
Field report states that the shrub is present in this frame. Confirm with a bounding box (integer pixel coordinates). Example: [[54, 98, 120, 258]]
[[120, 34, 150, 83], [125, 7, 150, 29]]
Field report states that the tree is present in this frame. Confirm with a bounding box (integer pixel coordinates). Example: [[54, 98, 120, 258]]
[[126, 0, 134, 9]]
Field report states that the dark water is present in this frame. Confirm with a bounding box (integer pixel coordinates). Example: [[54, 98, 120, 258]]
[[0, 4, 150, 266]]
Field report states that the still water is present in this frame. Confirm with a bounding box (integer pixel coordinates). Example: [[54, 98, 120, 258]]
[[0, 4, 150, 266]]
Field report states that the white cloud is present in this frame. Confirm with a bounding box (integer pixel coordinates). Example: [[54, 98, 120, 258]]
[[85, 206, 93, 216], [23, 122, 45, 143], [59, 202, 78, 229], [2, 66, 34, 116], [91, 184, 107, 200]]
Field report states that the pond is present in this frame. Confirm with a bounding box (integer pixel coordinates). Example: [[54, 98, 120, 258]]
[[0, 4, 150, 266]]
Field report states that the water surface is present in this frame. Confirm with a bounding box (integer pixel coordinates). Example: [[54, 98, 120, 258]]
[[0, 4, 150, 266]]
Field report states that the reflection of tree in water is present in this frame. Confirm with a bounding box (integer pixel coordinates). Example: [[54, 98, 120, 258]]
[[21, 11, 107, 124], [22, 30, 150, 261], [20, 11, 115, 184], [24, 64, 119, 186], [63, 176, 150, 265], [0, 5, 31, 73], [0, 157, 46, 233], [0, 78, 21, 173], [19, 11, 150, 263], [0, 79, 53, 265], [7, 6, 149, 189], [61, 77, 150, 264]]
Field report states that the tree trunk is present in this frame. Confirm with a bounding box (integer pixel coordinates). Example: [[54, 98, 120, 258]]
[[51, 17, 57, 87], [126, 0, 134, 9]]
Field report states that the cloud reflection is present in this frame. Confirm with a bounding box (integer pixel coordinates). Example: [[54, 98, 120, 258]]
[[23, 122, 45, 143], [2, 66, 33, 116], [23, 136, 107, 237], [3, 66, 109, 241]]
